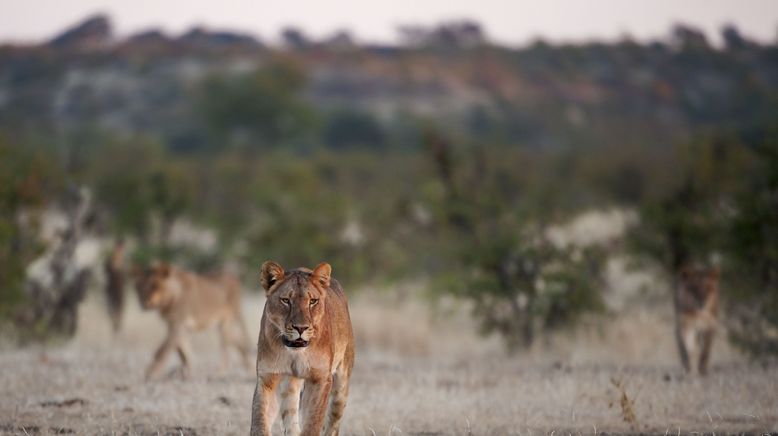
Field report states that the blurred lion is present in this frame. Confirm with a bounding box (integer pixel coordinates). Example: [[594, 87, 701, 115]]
[[250, 261, 355, 436], [134, 262, 252, 380], [674, 265, 720, 375], [103, 240, 126, 332]]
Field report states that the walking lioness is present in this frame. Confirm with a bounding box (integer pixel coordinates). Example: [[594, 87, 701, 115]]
[[104, 240, 126, 332], [675, 265, 720, 375], [134, 262, 252, 379], [250, 261, 355, 436]]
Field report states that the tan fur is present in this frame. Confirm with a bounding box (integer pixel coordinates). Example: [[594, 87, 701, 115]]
[[250, 262, 355, 436], [134, 263, 252, 380], [674, 266, 720, 375]]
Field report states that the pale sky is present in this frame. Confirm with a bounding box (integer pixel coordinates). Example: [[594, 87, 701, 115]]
[[0, 0, 776, 46]]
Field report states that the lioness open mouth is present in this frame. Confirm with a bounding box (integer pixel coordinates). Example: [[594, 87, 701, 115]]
[[282, 337, 309, 348]]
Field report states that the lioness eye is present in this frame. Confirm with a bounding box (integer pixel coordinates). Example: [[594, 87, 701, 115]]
[[310, 299, 319, 306], [280, 298, 290, 305]]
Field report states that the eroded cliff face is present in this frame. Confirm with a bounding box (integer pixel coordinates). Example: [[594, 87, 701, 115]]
[[2, 15, 776, 150]]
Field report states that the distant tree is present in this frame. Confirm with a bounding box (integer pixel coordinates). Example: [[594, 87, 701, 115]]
[[323, 109, 385, 149], [281, 27, 311, 49], [243, 156, 357, 279], [424, 130, 605, 350], [148, 167, 196, 243], [724, 127, 778, 356], [721, 24, 757, 51], [630, 175, 717, 274], [88, 138, 162, 239], [48, 14, 112, 50], [435, 20, 487, 48], [396, 25, 428, 47], [196, 61, 315, 149], [0, 139, 60, 323], [323, 30, 355, 50], [628, 136, 752, 274], [466, 105, 496, 138], [86, 136, 197, 257], [398, 20, 487, 49], [671, 24, 710, 51], [179, 26, 259, 47]]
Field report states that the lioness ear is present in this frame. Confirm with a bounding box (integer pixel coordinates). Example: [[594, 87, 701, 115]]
[[261, 261, 285, 293], [312, 262, 331, 288]]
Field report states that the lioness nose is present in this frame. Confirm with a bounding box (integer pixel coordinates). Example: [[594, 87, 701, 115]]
[[292, 325, 309, 335]]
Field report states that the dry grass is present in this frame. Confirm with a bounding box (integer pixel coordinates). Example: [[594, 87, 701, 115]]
[[608, 377, 638, 430], [1, 286, 777, 435]]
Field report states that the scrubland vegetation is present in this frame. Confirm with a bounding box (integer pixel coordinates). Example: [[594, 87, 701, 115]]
[[1, 14, 777, 434]]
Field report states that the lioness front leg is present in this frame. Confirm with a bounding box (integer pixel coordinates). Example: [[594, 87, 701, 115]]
[[280, 376, 304, 436], [175, 336, 193, 379], [146, 330, 180, 380], [675, 322, 691, 373], [300, 376, 332, 436], [250, 374, 279, 436], [698, 328, 715, 375], [323, 366, 351, 436]]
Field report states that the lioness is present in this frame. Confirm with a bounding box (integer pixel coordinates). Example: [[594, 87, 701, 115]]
[[675, 265, 720, 375], [104, 240, 126, 333], [250, 262, 355, 436], [134, 262, 252, 379]]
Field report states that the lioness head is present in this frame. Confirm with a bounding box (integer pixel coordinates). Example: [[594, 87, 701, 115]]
[[679, 265, 720, 298], [260, 261, 332, 349], [134, 263, 177, 310]]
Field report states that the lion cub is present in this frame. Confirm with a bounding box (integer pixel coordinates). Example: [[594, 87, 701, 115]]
[[250, 262, 355, 436], [134, 262, 252, 380], [675, 266, 720, 375]]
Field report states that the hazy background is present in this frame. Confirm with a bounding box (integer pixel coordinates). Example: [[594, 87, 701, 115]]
[[1, 0, 777, 45], [0, 3, 777, 434]]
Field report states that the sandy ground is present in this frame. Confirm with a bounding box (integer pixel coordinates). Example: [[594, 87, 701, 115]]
[[1, 286, 777, 435]]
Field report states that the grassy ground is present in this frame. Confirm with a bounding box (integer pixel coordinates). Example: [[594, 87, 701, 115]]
[[1, 287, 776, 435]]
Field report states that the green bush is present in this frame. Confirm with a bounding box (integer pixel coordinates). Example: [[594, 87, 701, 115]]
[[0, 138, 61, 321], [724, 126, 778, 356], [424, 131, 606, 349], [195, 59, 316, 150]]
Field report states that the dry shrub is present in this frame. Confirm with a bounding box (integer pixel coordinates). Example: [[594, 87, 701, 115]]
[[609, 377, 638, 430]]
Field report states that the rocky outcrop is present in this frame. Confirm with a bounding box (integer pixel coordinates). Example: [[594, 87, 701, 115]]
[[179, 26, 259, 48], [48, 14, 112, 50]]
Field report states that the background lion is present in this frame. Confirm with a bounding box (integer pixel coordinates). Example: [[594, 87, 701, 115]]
[[675, 266, 720, 375], [134, 263, 252, 380], [103, 240, 126, 333]]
